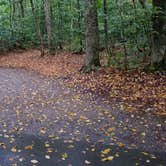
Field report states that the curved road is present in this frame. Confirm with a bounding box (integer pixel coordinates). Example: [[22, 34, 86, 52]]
[[0, 68, 165, 166]]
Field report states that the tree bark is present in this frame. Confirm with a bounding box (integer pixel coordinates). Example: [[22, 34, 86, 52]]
[[81, 0, 100, 73], [19, 0, 24, 18], [103, 0, 108, 52], [151, 0, 166, 65], [19, 0, 25, 41], [139, 0, 146, 9], [9, 0, 14, 39], [77, 0, 83, 51], [30, 0, 44, 56], [57, 1, 63, 49], [44, 0, 52, 52]]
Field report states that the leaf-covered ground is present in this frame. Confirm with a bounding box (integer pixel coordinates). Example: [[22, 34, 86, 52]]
[[0, 49, 165, 115], [0, 50, 165, 166]]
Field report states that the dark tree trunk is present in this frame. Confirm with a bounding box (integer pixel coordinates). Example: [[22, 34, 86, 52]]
[[151, 0, 166, 65], [44, 0, 52, 52], [103, 0, 108, 52], [19, 0, 24, 18], [9, 0, 14, 39], [139, 0, 146, 9], [77, 0, 83, 51], [19, 0, 25, 42], [57, 1, 63, 50], [81, 0, 100, 73], [30, 0, 44, 56]]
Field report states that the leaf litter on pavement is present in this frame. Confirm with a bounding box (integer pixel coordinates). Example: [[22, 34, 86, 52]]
[[0, 49, 165, 115], [0, 49, 165, 166]]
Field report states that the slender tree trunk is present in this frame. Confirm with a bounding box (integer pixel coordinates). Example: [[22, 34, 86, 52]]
[[44, 0, 52, 52], [81, 0, 100, 73], [9, 0, 14, 40], [70, 0, 74, 50], [77, 0, 83, 51], [118, 0, 128, 70], [19, 0, 24, 18], [139, 0, 146, 9], [103, 0, 109, 53], [12, 0, 16, 43], [19, 0, 25, 42], [151, 0, 166, 65], [30, 0, 44, 56], [57, 1, 63, 49]]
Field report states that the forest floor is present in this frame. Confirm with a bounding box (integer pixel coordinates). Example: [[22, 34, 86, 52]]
[[0, 49, 165, 166], [0, 49, 165, 115]]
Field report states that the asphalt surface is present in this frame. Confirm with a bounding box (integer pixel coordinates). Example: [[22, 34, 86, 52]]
[[0, 68, 165, 166]]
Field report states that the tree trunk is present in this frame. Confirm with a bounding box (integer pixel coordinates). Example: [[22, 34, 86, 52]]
[[19, 0, 25, 42], [57, 1, 63, 50], [139, 0, 146, 9], [44, 0, 52, 52], [151, 0, 166, 66], [103, 0, 108, 53], [19, 0, 24, 18], [70, 0, 74, 50], [9, 0, 14, 40], [30, 0, 44, 56], [77, 0, 83, 51], [81, 0, 100, 73]]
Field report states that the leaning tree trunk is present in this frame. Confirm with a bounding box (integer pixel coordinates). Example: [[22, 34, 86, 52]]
[[151, 0, 166, 65], [81, 0, 100, 73]]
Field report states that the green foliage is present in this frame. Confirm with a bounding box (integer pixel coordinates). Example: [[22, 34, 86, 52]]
[[106, 0, 153, 69], [0, 0, 156, 70]]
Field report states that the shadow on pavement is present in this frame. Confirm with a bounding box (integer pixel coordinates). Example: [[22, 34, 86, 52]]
[[0, 134, 165, 166]]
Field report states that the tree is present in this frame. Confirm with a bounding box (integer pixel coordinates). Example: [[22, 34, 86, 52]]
[[57, 0, 63, 49], [103, 0, 108, 52], [151, 0, 166, 66], [19, 0, 25, 42], [139, 0, 146, 9], [44, 0, 53, 52], [30, 0, 44, 56], [81, 0, 100, 73], [77, 0, 83, 52]]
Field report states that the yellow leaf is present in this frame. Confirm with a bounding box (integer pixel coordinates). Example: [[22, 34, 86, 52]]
[[85, 160, 91, 164], [45, 143, 50, 148], [24, 145, 33, 150], [19, 157, 24, 162], [80, 115, 87, 120], [131, 128, 137, 132], [11, 146, 17, 152], [91, 148, 95, 152], [46, 148, 53, 153], [141, 132, 146, 136], [32, 92, 36, 96], [0, 142, 6, 149], [102, 156, 114, 161], [30, 159, 38, 164], [102, 148, 111, 155], [40, 127, 46, 134], [107, 127, 115, 132], [117, 142, 125, 147], [115, 153, 120, 157], [45, 155, 51, 159], [61, 153, 68, 160], [141, 152, 149, 156]]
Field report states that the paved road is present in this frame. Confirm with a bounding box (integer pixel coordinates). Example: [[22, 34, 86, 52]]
[[0, 68, 165, 166]]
